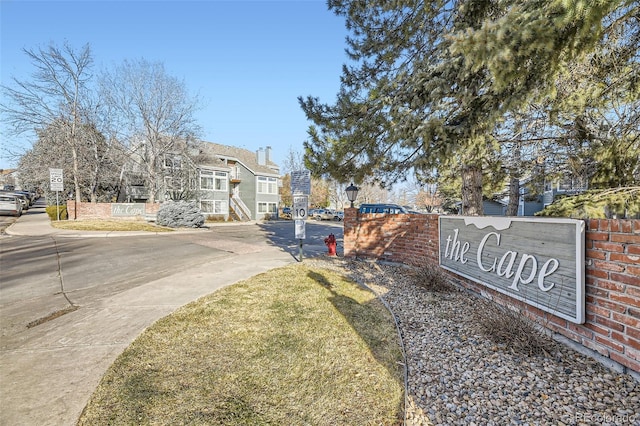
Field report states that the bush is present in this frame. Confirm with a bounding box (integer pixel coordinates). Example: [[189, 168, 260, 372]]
[[156, 201, 204, 228], [410, 262, 453, 293], [45, 205, 68, 221], [474, 299, 555, 356]]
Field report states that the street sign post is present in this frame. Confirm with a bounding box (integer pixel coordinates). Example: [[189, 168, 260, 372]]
[[49, 168, 64, 192], [291, 170, 311, 196], [291, 174, 311, 261], [293, 195, 308, 221], [49, 168, 64, 221]]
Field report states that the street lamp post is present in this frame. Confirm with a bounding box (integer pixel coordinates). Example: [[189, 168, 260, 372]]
[[345, 183, 359, 208]]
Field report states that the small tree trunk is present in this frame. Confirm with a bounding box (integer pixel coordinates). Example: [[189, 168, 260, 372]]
[[461, 164, 483, 215], [506, 176, 520, 216]]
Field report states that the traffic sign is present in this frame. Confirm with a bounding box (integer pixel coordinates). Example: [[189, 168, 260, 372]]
[[293, 195, 308, 220], [49, 168, 64, 192], [291, 170, 311, 195], [295, 219, 306, 239]]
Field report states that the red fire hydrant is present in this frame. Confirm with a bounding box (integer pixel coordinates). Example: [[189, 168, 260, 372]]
[[324, 233, 337, 256]]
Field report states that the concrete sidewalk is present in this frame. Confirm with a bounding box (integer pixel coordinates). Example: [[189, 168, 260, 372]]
[[1, 202, 296, 425]]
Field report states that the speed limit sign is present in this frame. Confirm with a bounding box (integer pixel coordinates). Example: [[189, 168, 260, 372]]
[[49, 168, 64, 191], [293, 195, 308, 220]]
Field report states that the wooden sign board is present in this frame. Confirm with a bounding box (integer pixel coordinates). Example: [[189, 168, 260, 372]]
[[439, 216, 585, 324]]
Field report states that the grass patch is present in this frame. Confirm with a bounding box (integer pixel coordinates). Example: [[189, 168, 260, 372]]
[[51, 220, 173, 232], [78, 263, 404, 425]]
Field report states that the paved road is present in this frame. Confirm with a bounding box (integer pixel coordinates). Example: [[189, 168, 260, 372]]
[[0, 212, 342, 425]]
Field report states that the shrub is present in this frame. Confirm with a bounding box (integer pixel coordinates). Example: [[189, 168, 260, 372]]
[[474, 299, 555, 356], [410, 262, 453, 293], [156, 201, 204, 228], [45, 205, 68, 221]]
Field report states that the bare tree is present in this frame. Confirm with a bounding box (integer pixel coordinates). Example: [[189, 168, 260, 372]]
[[1, 42, 94, 203], [99, 59, 202, 203]]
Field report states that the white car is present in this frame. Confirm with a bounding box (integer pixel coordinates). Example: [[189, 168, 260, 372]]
[[314, 209, 336, 220], [0, 194, 23, 216]]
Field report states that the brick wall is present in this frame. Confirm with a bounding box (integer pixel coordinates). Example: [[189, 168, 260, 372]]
[[66, 201, 160, 220], [344, 210, 640, 375], [343, 208, 439, 265]]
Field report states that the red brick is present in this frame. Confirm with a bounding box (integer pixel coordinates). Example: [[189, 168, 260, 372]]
[[629, 245, 640, 255], [611, 233, 640, 244], [594, 280, 625, 292], [583, 322, 609, 336], [589, 305, 612, 318], [612, 312, 640, 328], [629, 288, 640, 298], [582, 338, 610, 356], [586, 268, 609, 280], [593, 241, 625, 252], [587, 249, 607, 260], [595, 335, 625, 352], [609, 352, 640, 373], [591, 297, 627, 314], [595, 315, 625, 332], [609, 293, 640, 307], [547, 314, 567, 328], [587, 219, 599, 230], [610, 252, 640, 264], [628, 326, 640, 341], [626, 347, 640, 362], [611, 332, 640, 351], [594, 260, 625, 272], [628, 265, 640, 277], [569, 323, 595, 339], [587, 231, 611, 242], [555, 327, 582, 343], [620, 220, 633, 233], [586, 285, 609, 298], [610, 272, 640, 287]]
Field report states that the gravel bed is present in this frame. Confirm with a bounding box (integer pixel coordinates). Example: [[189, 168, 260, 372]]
[[307, 257, 639, 426]]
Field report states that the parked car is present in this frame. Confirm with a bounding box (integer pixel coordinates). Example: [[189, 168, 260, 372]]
[[358, 203, 408, 214], [0, 191, 29, 211], [313, 209, 336, 220], [334, 211, 344, 221], [0, 193, 22, 216]]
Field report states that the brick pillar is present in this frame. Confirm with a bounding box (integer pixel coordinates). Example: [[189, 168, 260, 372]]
[[66, 199, 77, 220], [344, 208, 359, 258]]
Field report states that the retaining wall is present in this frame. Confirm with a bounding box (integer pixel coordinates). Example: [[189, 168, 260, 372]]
[[66, 201, 160, 220], [343, 208, 640, 375]]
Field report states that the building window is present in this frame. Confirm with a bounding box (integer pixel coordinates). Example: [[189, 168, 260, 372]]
[[215, 171, 228, 191], [201, 200, 228, 214], [257, 176, 277, 194], [200, 170, 227, 191], [200, 170, 214, 190], [258, 202, 277, 214]]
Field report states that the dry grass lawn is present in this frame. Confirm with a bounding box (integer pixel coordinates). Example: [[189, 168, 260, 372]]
[[51, 219, 173, 232], [78, 263, 404, 425]]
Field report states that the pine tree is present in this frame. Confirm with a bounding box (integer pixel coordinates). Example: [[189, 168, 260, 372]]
[[299, 0, 634, 215]]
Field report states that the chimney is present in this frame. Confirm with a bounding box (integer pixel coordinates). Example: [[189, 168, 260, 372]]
[[265, 146, 272, 163], [256, 147, 266, 165]]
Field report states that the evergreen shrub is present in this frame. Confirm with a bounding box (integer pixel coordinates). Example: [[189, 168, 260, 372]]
[[45, 205, 68, 221], [156, 201, 204, 228]]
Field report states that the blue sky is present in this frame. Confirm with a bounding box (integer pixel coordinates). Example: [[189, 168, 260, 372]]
[[0, 0, 349, 171]]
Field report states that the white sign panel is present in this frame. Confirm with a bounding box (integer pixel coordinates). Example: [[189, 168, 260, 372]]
[[295, 219, 306, 239], [291, 170, 311, 195], [439, 216, 585, 324], [293, 195, 308, 220], [49, 168, 64, 191]]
